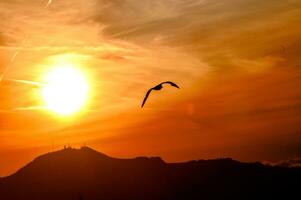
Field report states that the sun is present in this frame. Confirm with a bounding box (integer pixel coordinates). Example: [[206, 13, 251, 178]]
[[42, 66, 90, 116]]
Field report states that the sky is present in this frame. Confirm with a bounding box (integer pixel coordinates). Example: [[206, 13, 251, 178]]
[[0, 0, 301, 176]]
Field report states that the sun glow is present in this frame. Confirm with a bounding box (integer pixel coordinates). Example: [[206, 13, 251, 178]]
[[42, 66, 90, 116]]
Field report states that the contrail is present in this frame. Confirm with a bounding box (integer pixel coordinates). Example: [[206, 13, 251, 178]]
[[0, 0, 53, 83], [0, 35, 28, 83], [3, 78, 45, 88], [0, 106, 46, 113], [13, 106, 46, 111], [45, 0, 52, 8]]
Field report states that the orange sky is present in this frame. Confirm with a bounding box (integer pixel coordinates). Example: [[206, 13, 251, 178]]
[[0, 0, 301, 176]]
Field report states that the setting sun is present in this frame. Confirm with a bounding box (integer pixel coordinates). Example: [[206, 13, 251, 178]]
[[41, 66, 90, 116]]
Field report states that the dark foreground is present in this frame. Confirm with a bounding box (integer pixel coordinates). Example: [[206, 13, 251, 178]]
[[0, 147, 300, 200]]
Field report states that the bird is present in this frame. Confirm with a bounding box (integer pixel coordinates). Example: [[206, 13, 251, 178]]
[[141, 81, 180, 108]]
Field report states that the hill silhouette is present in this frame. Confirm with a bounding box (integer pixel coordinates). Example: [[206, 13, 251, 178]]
[[0, 147, 300, 200]]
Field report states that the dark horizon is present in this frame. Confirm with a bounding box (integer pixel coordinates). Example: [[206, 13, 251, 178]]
[[1, 146, 300, 179], [0, 146, 300, 200]]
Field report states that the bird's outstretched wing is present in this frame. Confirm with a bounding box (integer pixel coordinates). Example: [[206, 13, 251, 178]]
[[141, 88, 153, 108], [162, 81, 180, 88]]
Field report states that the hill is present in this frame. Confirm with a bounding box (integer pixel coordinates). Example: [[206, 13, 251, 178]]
[[0, 147, 300, 200]]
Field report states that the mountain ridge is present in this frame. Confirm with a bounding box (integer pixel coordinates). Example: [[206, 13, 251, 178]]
[[0, 146, 300, 200]]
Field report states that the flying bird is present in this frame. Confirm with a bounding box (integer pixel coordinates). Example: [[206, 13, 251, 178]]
[[141, 81, 180, 108]]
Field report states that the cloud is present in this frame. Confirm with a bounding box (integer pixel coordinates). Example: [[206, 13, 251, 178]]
[[90, 0, 301, 70], [0, 33, 5, 46], [266, 158, 301, 168], [2, 0, 300, 75]]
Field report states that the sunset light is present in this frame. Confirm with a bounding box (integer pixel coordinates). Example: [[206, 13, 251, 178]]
[[41, 66, 90, 116], [1, 1, 301, 198]]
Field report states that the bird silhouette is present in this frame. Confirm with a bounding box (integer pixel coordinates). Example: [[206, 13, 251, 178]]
[[141, 81, 180, 108]]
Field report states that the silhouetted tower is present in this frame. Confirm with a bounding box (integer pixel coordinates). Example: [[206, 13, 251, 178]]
[[79, 194, 84, 200]]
